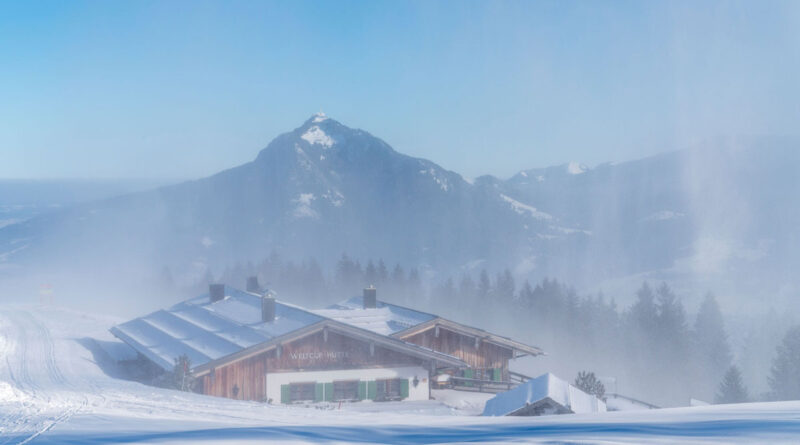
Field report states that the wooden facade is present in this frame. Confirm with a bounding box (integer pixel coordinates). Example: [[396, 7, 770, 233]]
[[267, 329, 427, 372], [200, 352, 268, 401], [399, 326, 514, 381], [198, 328, 430, 401]]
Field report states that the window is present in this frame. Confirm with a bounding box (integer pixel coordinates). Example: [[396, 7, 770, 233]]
[[289, 382, 316, 402], [333, 380, 359, 401], [376, 379, 405, 401]]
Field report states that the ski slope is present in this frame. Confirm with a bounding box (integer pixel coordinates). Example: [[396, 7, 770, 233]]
[[1, 306, 800, 444]]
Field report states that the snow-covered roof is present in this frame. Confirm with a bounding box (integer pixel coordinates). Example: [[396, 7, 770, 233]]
[[316, 296, 544, 357], [110, 286, 325, 371], [482, 373, 606, 416], [112, 288, 468, 373], [313, 296, 437, 336]]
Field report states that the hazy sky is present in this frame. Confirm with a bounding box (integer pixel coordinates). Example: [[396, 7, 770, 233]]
[[1, 0, 798, 180]]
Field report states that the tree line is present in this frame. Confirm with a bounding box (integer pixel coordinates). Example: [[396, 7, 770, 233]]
[[172, 253, 799, 407]]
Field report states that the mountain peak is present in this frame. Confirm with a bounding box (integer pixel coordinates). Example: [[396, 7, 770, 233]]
[[310, 111, 329, 123], [295, 113, 344, 149], [302, 112, 339, 128], [566, 161, 588, 175]]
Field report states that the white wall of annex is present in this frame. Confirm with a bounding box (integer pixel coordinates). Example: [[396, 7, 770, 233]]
[[265, 366, 429, 403]]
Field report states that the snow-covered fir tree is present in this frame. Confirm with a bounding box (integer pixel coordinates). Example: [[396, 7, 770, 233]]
[[575, 371, 606, 400], [715, 365, 748, 404], [693, 293, 733, 400], [768, 325, 800, 401]]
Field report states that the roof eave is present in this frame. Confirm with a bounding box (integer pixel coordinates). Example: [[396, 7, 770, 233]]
[[394, 318, 545, 356], [109, 326, 174, 372]]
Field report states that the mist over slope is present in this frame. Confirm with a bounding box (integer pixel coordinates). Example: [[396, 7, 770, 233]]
[[493, 142, 800, 309], [0, 116, 797, 313], [0, 179, 170, 229]]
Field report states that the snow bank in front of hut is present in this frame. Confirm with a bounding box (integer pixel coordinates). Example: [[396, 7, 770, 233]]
[[482, 373, 606, 416], [432, 389, 494, 415]]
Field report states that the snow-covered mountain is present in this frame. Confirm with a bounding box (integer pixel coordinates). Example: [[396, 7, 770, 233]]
[[0, 116, 798, 310], [0, 114, 561, 283]]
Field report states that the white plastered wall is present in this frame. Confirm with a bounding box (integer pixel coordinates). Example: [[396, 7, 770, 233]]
[[265, 366, 429, 403]]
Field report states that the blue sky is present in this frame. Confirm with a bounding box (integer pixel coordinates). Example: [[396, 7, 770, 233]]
[[1, 0, 798, 180]]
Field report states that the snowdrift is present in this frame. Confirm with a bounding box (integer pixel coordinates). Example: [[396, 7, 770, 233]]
[[483, 373, 606, 416]]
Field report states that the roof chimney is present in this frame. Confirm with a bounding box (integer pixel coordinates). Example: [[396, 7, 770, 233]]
[[246, 276, 260, 293], [363, 286, 377, 309], [261, 293, 276, 323], [209, 284, 225, 303]]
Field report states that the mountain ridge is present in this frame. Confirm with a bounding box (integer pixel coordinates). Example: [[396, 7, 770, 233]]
[[0, 115, 798, 311]]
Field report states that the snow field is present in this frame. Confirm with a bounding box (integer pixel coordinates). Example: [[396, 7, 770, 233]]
[[1, 306, 799, 444]]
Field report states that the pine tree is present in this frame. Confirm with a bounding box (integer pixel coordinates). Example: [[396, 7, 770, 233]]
[[768, 325, 800, 400], [335, 254, 355, 291], [459, 274, 476, 300], [518, 280, 534, 312], [388, 264, 405, 302], [655, 282, 689, 356], [390, 264, 405, 287], [623, 282, 662, 401], [376, 259, 389, 285], [628, 282, 657, 331], [364, 260, 377, 285], [652, 283, 691, 405], [715, 365, 748, 404], [693, 292, 732, 399], [574, 371, 605, 399], [495, 269, 515, 302], [299, 258, 326, 306], [173, 354, 195, 392], [477, 270, 491, 299], [406, 268, 423, 305], [656, 282, 687, 336], [335, 254, 363, 293]]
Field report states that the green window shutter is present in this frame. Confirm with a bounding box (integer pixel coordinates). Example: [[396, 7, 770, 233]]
[[314, 383, 324, 402], [463, 369, 473, 387], [400, 379, 410, 399], [280, 384, 291, 404], [367, 381, 377, 400], [324, 382, 334, 402], [493, 368, 502, 382], [358, 381, 367, 400]]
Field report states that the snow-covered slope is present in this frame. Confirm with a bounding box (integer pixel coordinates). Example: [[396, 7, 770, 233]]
[[1, 306, 800, 444]]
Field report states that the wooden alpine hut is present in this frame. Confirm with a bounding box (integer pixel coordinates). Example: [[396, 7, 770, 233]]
[[111, 282, 466, 404]]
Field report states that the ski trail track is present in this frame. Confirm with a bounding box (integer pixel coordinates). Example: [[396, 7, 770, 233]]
[[0, 309, 87, 445]]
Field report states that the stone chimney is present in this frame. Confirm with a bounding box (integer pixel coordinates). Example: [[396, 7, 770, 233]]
[[262, 293, 276, 323], [246, 276, 260, 293], [209, 284, 225, 303], [363, 286, 377, 309]]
